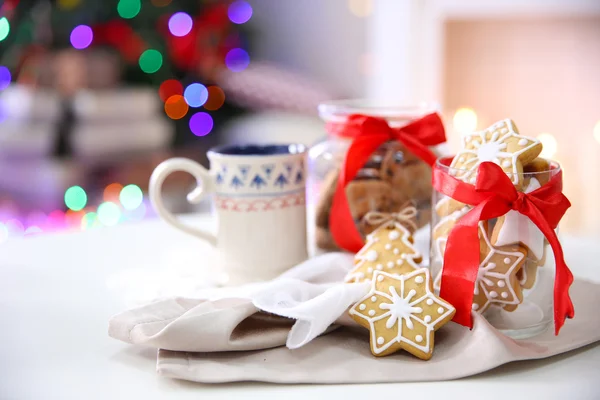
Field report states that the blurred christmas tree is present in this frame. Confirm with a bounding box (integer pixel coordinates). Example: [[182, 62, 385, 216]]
[[0, 0, 254, 151]]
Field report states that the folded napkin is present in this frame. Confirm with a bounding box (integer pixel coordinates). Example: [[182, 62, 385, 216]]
[[109, 252, 370, 351]]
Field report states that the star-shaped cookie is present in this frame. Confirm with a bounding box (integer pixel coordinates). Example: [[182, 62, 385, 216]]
[[345, 222, 422, 283], [473, 223, 527, 313], [450, 119, 542, 187], [349, 269, 455, 359]]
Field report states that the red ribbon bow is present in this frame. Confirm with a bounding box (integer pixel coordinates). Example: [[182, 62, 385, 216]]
[[433, 158, 574, 335], [329, 113, 446, 252]]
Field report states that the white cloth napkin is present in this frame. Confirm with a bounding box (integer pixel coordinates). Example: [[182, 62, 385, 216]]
[[109, 252, 371, 350]]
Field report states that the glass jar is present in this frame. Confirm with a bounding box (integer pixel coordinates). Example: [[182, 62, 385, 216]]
[[430, 159, 560, 339], [307, 100, 441, 255]]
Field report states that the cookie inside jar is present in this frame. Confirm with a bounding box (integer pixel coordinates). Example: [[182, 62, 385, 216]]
[[309, 101, 443, 253]]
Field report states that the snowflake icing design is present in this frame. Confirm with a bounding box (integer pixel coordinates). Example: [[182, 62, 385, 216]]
[[472, 223, 526, 313], [450, 119, 541, 186], [349, 269, 455, 357]]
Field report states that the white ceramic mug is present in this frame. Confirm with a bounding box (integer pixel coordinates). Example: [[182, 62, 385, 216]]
[[149, 144, 308, 285]]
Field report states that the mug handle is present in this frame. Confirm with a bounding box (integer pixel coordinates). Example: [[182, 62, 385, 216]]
[[149, 157, 217, 246]]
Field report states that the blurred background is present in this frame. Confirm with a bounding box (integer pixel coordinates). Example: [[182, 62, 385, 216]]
[[0, 0, 599, 244]]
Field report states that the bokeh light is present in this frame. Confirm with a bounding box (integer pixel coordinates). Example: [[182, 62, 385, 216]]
[[0, 17, 10, 42], [139, 49, 163, 73], [453, 107, 478, 134], [183, 83, 208, 107], [593, 121, 600, 145], [0, 66, 11, 91], [47, 210, 66, 230], [58, 0, 82, 10], [348, 0, 373, 17], [81, 212, 100, 230], [164, 95, 188, 119], [0, 223, 8, 244], [25, 226, 43, 236], [151, 0, 172, 6], [5, 219, 24, 237], [228, 1, 253, 24], [204, 86, 226, 111], [537, 133, 558, 158], [64, 185, 87, 211], [159, 79, 183, 101], [225, 48, 250, 72], [70, 25, 93, 50], [117, 0, 141, 19], [103, 183, 124, 203], [120, 184, 143, 210], [189, 112, 213, 137], [124, 202, 147, 221], [65, 210, 85, 228], [168, 12, 193, 37], [26, 211, 46, 227], [97, 202, 122, 226]]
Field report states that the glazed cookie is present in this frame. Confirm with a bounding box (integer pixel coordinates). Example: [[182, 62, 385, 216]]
[[450, 119, 542, 188], [490, 177, 545, 261], [432, 206, 471, 242], [345, 179, 393, 223], [345, 222, 422, 283], [434, 197, 467, 218], [315, 226, 339, 251], [473, 222, 527, 314], [349, 269, 456, 359]]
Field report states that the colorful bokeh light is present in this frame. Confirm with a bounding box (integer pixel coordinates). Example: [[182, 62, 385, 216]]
[[168, 12, 193, 37], [225, 48, 250, 72], [70, 25, 93, 50], [159, 79, 183, 102], [164, 95, 188, 119], [5, 219, 24, 237], [139, 49, 163, 73], [228, 1, 253, 24], [117, 0, 141, 19], [189, 112, 213, 137], [97, 202, 122, 226], [25, 226, 43, 236], [120, 184, 143, 210], [204, 86, 226, 111], [81, 212, 99, 230], [103, 183, 123, 203], [0, 17, 10, 42], [64, 185, 87, 211], [0, 66, 11, 91], [183, 83, 208, 107], [124, 202, 147, 221]]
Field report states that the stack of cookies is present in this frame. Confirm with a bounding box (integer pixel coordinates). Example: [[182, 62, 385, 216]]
[[431, 119, 550, 315], [315, 141, 433, 250], [346, 220, 456, 360]]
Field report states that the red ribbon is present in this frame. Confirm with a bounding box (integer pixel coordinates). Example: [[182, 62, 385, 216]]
[[433, 157, 574, 335], [329, 113, 446, 253]]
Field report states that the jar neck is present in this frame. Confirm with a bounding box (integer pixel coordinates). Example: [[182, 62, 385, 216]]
[[319, 101, 439, 139]]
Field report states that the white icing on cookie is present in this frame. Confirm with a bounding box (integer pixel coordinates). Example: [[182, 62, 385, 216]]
[[415, 276, 424, 284], [359, 304, 366, 310], [366, 250, 378, 261]]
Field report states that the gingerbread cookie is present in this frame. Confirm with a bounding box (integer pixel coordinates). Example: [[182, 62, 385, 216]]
[[473, 222, 527, 314], [434, 197, 466, 218], [490, 177, 545, 261], [450, 119, 542, 188], [523, 157, 551, 186], [381, 142, 433, 228], [345, 179, 393, 224], [349, 269, 455, 359], [345, 222, 422, 283]]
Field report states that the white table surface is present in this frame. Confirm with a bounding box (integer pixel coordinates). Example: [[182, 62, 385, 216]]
[[1, 214, 599, 400]]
